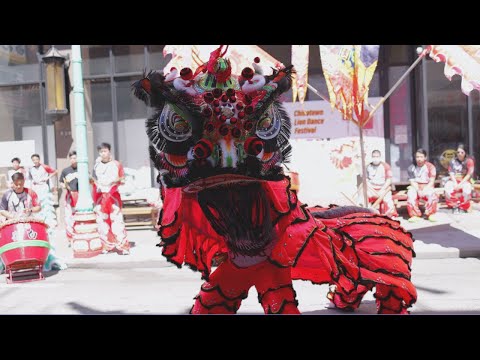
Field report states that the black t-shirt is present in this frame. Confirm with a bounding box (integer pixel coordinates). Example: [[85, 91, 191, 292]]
[[60, 166, 79, 191]]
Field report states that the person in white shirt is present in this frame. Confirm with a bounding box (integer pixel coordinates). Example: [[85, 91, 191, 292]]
[[7, 157, 28, 189], [360, 150, 398, 218], [92, 142, 130, 255]]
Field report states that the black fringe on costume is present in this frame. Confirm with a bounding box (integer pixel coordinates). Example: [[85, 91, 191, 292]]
[[197, 182, 274, 257]]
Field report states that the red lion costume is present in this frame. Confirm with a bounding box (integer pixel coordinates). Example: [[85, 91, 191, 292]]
[[133, 46, 417, 314]]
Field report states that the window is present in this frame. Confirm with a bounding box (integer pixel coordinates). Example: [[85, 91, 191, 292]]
[[113, 45, 145, 74], [388, 66, 414, 182], [0, 84, 46, 166], [0, 45, 40, 85], [471, 91, 480, 180], [427, 60, 469, 179], [148, 45, 168, 72], [115, 76, 151, 187], [85, 78, 115, 157], [82, 45, 110, 76]]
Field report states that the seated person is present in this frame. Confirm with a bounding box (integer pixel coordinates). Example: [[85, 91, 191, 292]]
[[444, 144, 475, 214], [358, 150, 398, 218], [407, 148, 438, 222], [0, 172, 41, 221]]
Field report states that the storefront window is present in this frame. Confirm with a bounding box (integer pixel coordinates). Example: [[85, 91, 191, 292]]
[[148, 45, 168, 72], [82, 45, 110, 76], [0, 84, 45, 166], [389, 66, 413, 182], [0, 45, 40, 85], [115, 76, 151, 187], [85, 78, 115, 157], [427, 60, 469, 179], [471, 90, 480, 180], [113, 45, 145, 74]]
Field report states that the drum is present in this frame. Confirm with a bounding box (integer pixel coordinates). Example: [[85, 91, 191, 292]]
[[0, 218, 50, 283]]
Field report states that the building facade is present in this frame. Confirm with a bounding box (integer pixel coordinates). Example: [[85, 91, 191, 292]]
[[1, 45, 479, 189]]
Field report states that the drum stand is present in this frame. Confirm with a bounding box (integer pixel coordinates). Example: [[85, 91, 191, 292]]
[[5, 260, 45, 284]]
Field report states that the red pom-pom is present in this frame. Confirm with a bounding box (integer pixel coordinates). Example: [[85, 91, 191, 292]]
[[230, 117, 238, 124], [243, 121, 253, 131], [219, 124, 229, 136], [203, 92, 214, 103], [238, 111, 245, 119], [221, 95, 229, 103], [254, 57, 260, 64], [231, 127, 241, 138], [236, 102, 244, 111], [229, 96, 236, 103], [214, 107, 221, 114], [220, 115, 227, 122], [226, 88, 235, 97], [180, 67, 193, 80], [241, 67, 254, 80], [212, 88, 223, 98], [204, 122, 215, 132], [202, 107, 213, 117], [213, 99, 220, 107]]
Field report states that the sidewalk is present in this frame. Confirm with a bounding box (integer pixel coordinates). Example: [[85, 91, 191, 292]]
[[398, 204, 480, 259], [51, 205, 480, 268], [55, 228, 165, 268]]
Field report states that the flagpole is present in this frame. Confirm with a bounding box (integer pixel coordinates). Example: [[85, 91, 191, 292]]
[[307, 83, 331, 102], [362, 49, 428, 126], [358, 123, 369, 207]]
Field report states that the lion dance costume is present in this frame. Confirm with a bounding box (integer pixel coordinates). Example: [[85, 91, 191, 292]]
[[132, 45, 417, 314]]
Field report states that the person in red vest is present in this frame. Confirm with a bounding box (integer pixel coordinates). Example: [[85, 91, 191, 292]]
[[407, 148, 438, 222], [92, 142, 130, 255], [361, 149, 398, 218], [444, 143, 475, 214]]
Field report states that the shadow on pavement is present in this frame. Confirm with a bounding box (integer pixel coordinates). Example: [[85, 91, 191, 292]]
[[415, 285, 449, 295], [67, 302, 126, 315], [411, 223, 480, 257], [44, 270, 60, 279]]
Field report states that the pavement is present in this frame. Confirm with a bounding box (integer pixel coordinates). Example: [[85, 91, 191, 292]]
[[398, 202, 480, 259], [0, 204, 479, 315]]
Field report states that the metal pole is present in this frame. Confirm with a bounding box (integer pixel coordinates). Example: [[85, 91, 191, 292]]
[[307, 83, 331, 102], [362, 51, 427, 126], [37, 52, 49, 164], [358, 125, 369, 207], [420, 54, 430, 153], [72, 45, 94, 212], [467, 95, 474, 156]]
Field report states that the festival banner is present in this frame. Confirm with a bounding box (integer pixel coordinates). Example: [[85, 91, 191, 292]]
[[427, 45, 480, 95], [319, 45, 379, 126]]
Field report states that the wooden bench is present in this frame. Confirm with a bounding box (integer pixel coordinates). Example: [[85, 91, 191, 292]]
[[122, 198, 158, 228], [392, 185, 446, 209]]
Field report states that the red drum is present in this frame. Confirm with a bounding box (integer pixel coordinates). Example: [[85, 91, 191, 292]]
[[0, 218, 50, 283]]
